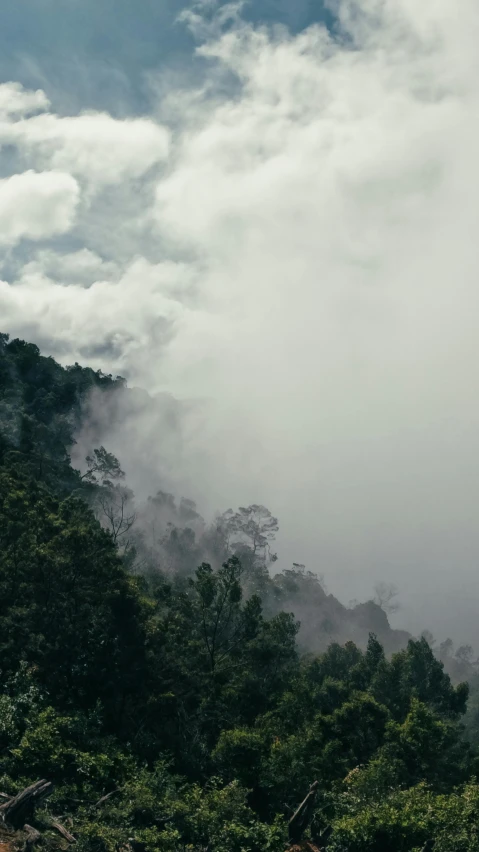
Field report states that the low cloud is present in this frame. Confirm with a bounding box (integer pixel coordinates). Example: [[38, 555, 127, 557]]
[[2, 257, 185, 371], [2, 0, 479, 643]]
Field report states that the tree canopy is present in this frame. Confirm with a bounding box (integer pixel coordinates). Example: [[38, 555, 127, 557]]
[[0, 333, 478, 852]]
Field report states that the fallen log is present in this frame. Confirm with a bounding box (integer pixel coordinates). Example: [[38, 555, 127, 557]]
[[0, 781, 54, 829], [51, 822, 76, 844], [288, 782, 319, 844], [94, 790, 120, 808]]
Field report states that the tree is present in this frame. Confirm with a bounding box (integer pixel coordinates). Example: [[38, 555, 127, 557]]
[[384, 697, 470, 788], [220, 504, 279, 562], [190, 557, 249, 673], [0, 468, 148, 720], [81, 446, 125, 486], [421, 630, 436, 649], [96, 483, 136, 548], [456, 645, 474, 665], [373, 582, 400, 615], [160, 523, 201, 577], [439, 637, 454, 662]]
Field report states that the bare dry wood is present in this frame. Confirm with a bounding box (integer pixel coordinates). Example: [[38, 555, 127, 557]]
[[94, 790, 120, 808], [288, 781, 319, 844], [0, 781, 53, 828], [23, 825, 41, 849], [51, 822, 76, 844]]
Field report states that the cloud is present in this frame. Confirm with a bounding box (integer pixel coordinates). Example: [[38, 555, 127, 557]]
[[151, 0, 479, 640], [1, 257, 186, 370], [0, 170, 79, 244], [21, 249, 119, 288], [0, 83, 170, 187], [2, 0, 479, 642], [0, 81, 50, 118], [9, 112, 170, 185]]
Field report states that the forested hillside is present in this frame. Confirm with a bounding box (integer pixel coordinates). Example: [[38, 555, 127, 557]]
[[2, 332, 479, 851]]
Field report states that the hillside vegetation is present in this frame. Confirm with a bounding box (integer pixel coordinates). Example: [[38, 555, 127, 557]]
[[1, 332, 479, 852]]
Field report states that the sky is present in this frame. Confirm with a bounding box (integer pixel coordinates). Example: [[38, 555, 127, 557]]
[[1, 0, 479, 644]]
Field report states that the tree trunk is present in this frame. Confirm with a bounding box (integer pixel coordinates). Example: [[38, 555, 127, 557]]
[[0, 781, 54, 828]]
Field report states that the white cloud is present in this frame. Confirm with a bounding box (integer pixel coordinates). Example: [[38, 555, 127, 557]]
[[22, 249, 119, 288], [1, 257, 187, 371], [2, 0, 479, 640], [152, 5, 478, 424], [0, 170, 79, 244], [0, 82, 50, 118], [150, 0, 479, 639], [1, 110, 170, 187]]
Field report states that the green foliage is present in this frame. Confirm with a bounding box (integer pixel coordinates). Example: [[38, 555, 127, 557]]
[[383, 697, 471, 788], [0, 334, 122, 494], [82, 447, 125, 486], [190, 557, 245, 672], [7, 706, 133, 788], [71, 769, 286, 852], [0, 469, 149, 719], [330, 781, 479, 851], [213, 728, 267, 788]]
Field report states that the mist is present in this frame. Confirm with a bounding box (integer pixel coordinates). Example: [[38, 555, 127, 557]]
[[2, 0, 479, 644]]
